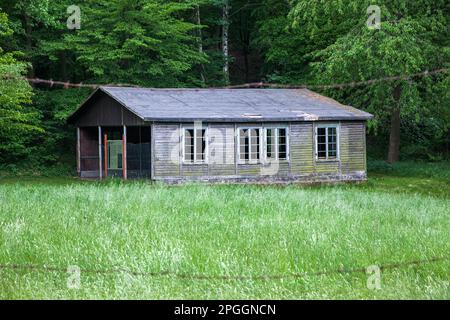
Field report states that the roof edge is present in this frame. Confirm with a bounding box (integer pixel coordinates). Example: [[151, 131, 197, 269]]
[[142, 116, 373, 122]]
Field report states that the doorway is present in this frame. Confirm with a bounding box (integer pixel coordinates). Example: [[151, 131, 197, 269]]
[[101, 126, 151, 179], [102, 127, 124, 178], [108, 140, 123, 170]]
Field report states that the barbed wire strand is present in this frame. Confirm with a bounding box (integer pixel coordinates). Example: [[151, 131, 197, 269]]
[[224, 68, 449, 90], [1, 68, 448, 91], [0, 256, 447, 281]]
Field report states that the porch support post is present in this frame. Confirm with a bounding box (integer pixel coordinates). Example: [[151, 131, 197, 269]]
[[150, 124, 155, 180], [123, 125, 127, 180], [104, 133, 108, 178], [98, 126, 102, 179], [76, 127, 81, 176]]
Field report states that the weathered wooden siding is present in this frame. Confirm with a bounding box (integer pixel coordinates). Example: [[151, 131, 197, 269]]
[[153, 124, 180, 177], [290, 123, 314, 175], [237, 164, 260, 176], [74, 91, 144, 127], [152, 121, 367, 182], [209, 124, 235, 176], [314, 161, 340, 174], [182, 164, 208, 176], [340, 122, 366, 174]]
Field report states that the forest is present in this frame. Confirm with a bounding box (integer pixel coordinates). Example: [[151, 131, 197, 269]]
[[0, 0, 448, 174], [0, 1, 449, 301]]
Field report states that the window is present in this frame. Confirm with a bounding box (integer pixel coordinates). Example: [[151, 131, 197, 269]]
[[238, 127, 288, 163], [265, 128, 288, 160], [183, 128, 207, 163], [239, 128, 261, 163], [316, 125, 339, 160]]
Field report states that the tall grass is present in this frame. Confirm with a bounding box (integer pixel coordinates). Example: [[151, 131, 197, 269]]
[[0, 173, 449, 299], [368, 160, 450, 179]]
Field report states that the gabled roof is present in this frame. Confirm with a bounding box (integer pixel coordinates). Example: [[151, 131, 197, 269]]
[[68, 86, 373, 123]]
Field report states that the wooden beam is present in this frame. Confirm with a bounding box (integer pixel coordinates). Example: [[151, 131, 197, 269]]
[[122, 125, 127, 180], [98, 126, 102, 179], [150, 124, 155, 181], [139, 126, 142, 174], [179, 123, 182, 175], [104, 133, 108, 178], [76, 127, 81, 175], [234, 123, 238, 175]]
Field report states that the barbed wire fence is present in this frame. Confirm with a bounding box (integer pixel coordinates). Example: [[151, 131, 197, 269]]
[[0, 255, 448, 281], [1, 68, 448, 91], [224, 68, 449, 90]]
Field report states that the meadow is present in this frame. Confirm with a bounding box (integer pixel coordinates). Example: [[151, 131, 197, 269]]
[[0, 162, 449, 299]]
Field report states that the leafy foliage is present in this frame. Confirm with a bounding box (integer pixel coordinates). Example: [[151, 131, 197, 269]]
[[0, 12, 40, 165], [58, 0, 208, 87], [286, 0, 449, 160]]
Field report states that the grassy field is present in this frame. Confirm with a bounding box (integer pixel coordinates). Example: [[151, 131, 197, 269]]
[[0, 162, 449, 299]]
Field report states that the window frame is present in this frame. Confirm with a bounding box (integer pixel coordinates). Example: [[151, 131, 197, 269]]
[[182, 127, 208, 164], [315, 124, 340, 161], [237, 127, 263, 164], [237, 126, 290, 164], [263, 127, 289, 161]]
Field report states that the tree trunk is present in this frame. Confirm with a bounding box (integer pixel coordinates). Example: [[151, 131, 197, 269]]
[[222, 0, 230, 85], [60, 52, 68, 81], [24, 14, 34, 78], [238, 19, 250, 83], [244, 49, 249, 83], [446, 129, 450, 158], [195, 5, 206, 84], [387, 85, 402, 163]]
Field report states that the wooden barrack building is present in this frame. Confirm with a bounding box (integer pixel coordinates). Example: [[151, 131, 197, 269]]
[[67, 87, 373, 183]]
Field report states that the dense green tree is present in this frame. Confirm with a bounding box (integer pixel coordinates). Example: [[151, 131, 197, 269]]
[[252, 0, 306, 83], [58, 0, 208, 87], [0, 0, 56, 77], [0, 11, 41, 165], [289, 0, 449, 162], [30, 88, 90, 168]]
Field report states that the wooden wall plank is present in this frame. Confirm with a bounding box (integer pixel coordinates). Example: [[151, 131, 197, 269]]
[[74, 92, 144, 127], [153, 124, 180, 177], [209, 124, 235, 176], [340, 122, 366, 174], [290, 123, 314, 174]]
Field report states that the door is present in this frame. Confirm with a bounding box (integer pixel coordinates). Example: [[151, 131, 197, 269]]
[[108, 140, 123, 170]]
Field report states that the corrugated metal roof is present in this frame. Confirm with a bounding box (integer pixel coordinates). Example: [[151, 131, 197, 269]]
[[73, 87, 373, 122]]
